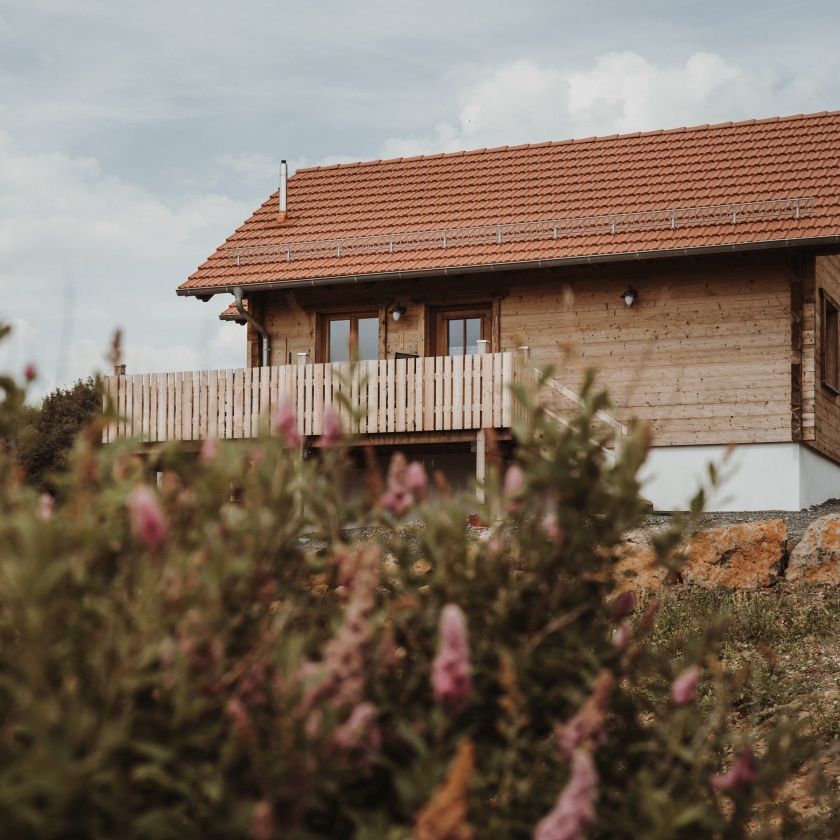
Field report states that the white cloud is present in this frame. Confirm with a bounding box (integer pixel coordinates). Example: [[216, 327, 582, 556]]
[[382, 52, 821, 156], [0, 130, 252, 398]]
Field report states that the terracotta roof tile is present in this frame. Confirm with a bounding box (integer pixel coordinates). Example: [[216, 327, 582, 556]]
[[180, 111, 840, 294], [219, 301, 246, 322]]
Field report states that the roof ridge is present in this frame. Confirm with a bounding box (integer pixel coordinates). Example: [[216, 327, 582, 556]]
[[296, 109, 840, 174]]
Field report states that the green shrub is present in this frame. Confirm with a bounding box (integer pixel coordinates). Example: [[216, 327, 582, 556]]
[[0, 352, 834, 838], [17, 376, 100, 493]]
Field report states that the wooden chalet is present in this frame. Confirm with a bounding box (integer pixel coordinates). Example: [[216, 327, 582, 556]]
[[105, 111, 840, 510]]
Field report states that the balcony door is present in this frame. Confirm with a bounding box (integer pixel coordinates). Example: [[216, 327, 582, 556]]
[[322, 312, 379, 362], [433, 305, 491, 357]]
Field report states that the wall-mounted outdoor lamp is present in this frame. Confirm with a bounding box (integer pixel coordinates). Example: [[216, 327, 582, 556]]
[[621, 287, 638, 307], [390, 303, 407, 322]]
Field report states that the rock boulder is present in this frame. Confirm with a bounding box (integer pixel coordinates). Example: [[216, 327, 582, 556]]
[[786, 514, 840, 584], [612, 539, 669, 592], [682, 519, 787, 589]]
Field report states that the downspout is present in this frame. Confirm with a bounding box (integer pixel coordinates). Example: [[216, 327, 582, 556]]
[[233, 286, 271, 367]]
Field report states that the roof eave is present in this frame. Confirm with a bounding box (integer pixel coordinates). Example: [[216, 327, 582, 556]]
[[176, 234, 840, 298]]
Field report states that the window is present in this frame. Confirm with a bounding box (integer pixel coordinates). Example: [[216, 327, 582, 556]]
[[432, 306, 490, 356], [322, 313, 379, 362], [823, 290, 840, 394]]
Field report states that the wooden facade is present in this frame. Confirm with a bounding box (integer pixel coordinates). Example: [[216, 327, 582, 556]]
[[809, 254, 840, 463], [107, 248, 840, 471], [239, 251, 822, 450]]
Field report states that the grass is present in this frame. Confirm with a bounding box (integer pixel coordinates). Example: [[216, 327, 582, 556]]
[[645, 585, 840, 833]]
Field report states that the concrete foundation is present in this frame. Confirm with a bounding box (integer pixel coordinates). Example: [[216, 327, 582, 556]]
[[640, 442, 840, 512]]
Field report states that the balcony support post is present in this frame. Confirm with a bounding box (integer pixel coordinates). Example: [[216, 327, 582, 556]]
[[475, 428, 486, 503]]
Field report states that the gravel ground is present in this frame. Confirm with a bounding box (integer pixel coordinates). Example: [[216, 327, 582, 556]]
[[640, 498, 840, 549]]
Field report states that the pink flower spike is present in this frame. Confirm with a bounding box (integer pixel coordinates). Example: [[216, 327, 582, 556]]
[[23, 363, 37, 383], [379, 486, 412, 515], [321, 407, 343, 447], [612, 620, 632, 651], [333, 702, 381, 751], [273, 400, 302, 446], [543, 513, 560, 541], [611, 590, 635, 621], [534, 748, 598, 840], [38, 493, 54, 522], [128, 485, 168, 549], [405, 460, 428, 498], [250, 800, 275, 840], [504, 464, 525, 511], [431, 604, 472, 708], [200, 436, 218, 462], [671, 666, 701, 706], [711, 746, 758, 792]]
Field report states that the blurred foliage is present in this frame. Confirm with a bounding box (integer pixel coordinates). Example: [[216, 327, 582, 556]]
[[0, 332, 834, 838], [6, 369, 100, 493]]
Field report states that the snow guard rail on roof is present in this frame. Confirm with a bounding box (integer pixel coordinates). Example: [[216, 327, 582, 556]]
[[228, 196, 815, 267]]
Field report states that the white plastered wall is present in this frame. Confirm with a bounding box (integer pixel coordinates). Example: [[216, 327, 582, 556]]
[[639, 442, 840, 512]]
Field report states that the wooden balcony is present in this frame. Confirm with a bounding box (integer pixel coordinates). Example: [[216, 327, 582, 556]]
[[102, 351, 527, 444]]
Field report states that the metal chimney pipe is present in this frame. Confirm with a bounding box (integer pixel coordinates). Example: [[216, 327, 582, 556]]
[[279, 159, 288, 215]]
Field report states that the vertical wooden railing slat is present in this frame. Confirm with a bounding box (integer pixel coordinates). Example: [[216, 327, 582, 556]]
[[423, 357, 434, 432], [412, 358, 421, 432], [189, 372, 197, 440], [171, 372, 180, 439], [301, 363, 310, 436], [207, 370, 217, 440], [385, 358, 395, 432], [460, 356, 475, 429], [161, 372, 169, 441], [432, 357, 442, 430], [443, 355, 454, 431], [181, 372, 192, 440], [452, 355, 463, 430], [366, 359, 379, 434], [222, 370, 232, 438], [268, 366, 278, 435], [312, 363, 323, 435], [140, 373, 148, 441], [108, 375, 118, 442], [480, 354, 492, 428], [502, 352, 513, 427], [493, 352, 503, 428], [251, 367, 260, 437], [232, 369, 243, 439], [132, 375, 142, 437], [376, 359, 385, 433], [295, 362, 305, 438], [149, 374, 158, 442], [395, 357, 406, 432], [242, 368, 252, 439]]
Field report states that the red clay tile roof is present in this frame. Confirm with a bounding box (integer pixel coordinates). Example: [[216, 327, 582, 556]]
[[179, 111, 840, 296], [219, 301, 246, 322]]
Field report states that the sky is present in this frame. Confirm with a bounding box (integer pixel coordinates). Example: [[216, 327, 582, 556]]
[[1, 0, 838, 398]]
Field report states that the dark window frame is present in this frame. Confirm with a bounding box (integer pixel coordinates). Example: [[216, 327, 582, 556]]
[[429, 304, 492, 357], [821, 289, 840, 395], [318, 310, 380, 363]]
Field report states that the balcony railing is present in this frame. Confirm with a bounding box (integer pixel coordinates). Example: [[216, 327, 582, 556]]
[[102, 352, 526, 444]]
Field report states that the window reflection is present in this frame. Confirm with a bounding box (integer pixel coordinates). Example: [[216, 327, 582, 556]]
[[326, 314, 379, 362], [328, 319, 350, 363], [356, 318, 379, 361], [446, 317, 483, 355]]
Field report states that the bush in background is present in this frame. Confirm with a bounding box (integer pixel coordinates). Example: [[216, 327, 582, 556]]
[[16, 376, 100, 492], [0, 354, 834, 838]]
